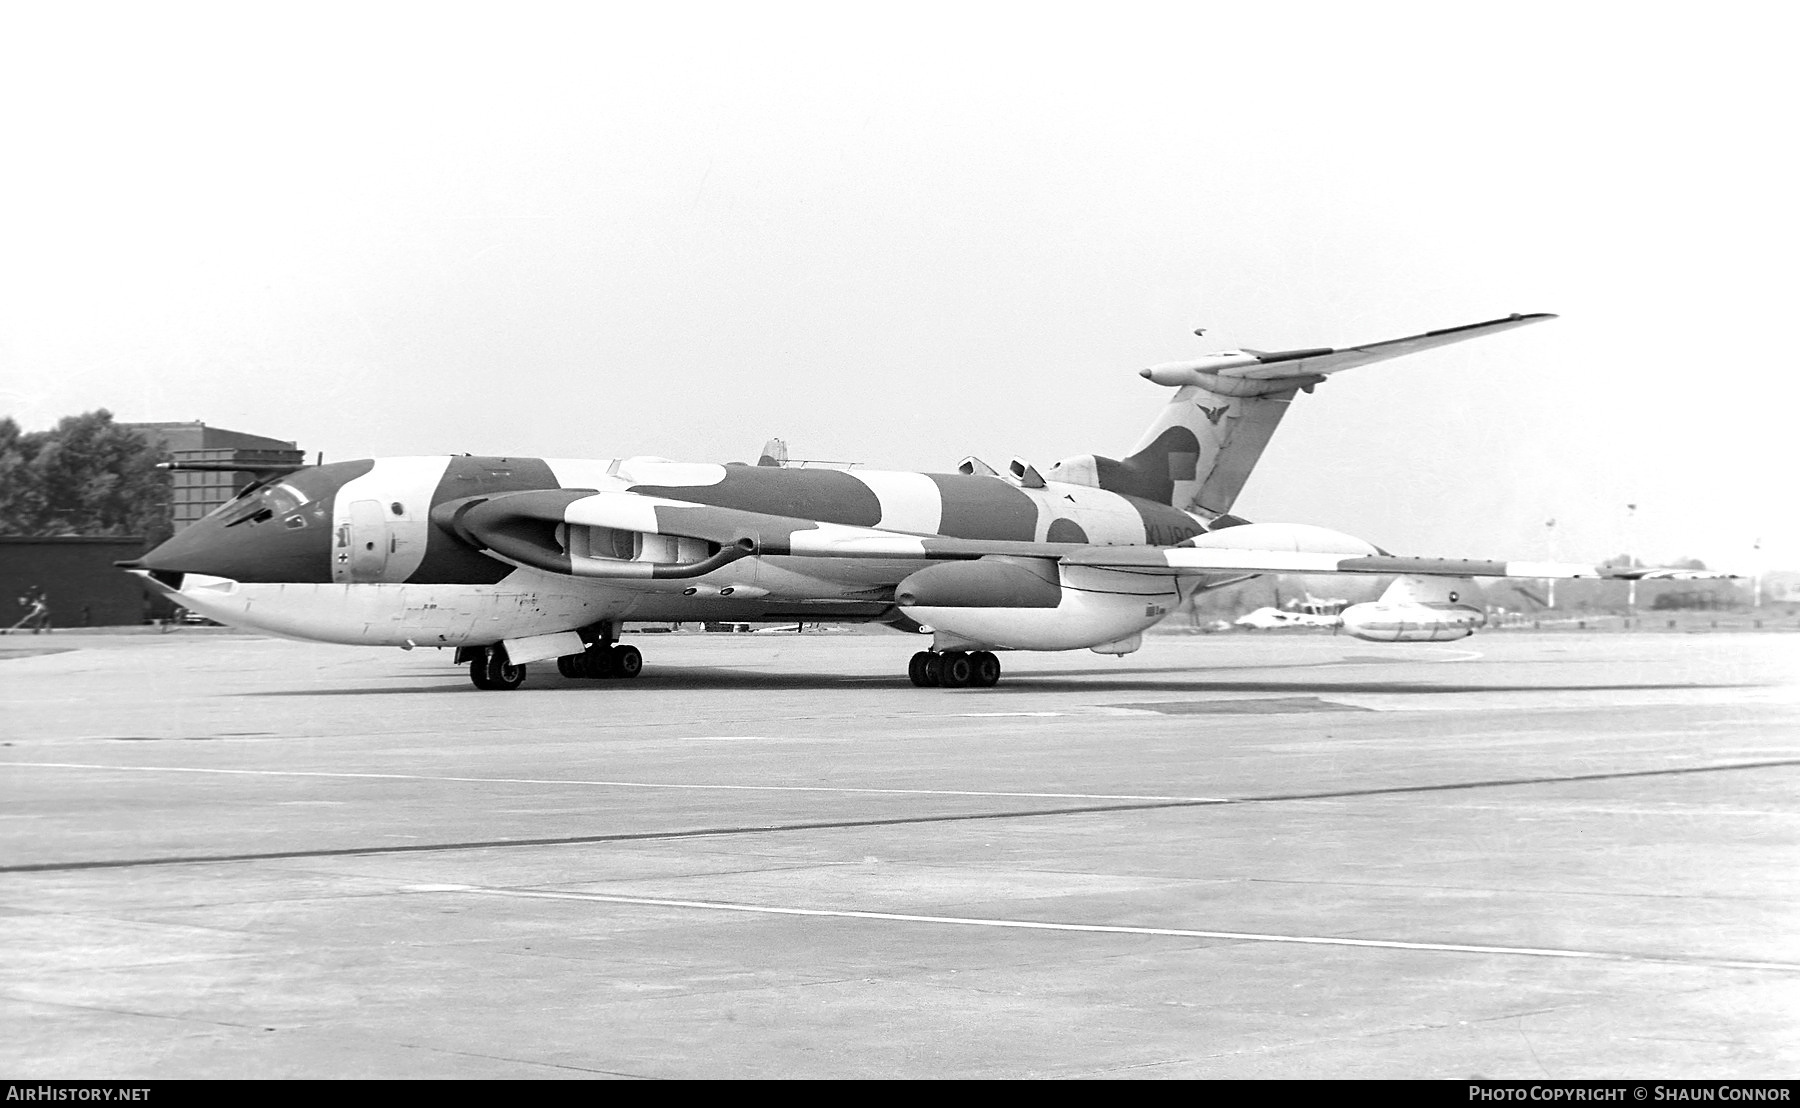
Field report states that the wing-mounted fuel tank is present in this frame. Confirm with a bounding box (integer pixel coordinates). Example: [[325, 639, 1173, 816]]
[[894, 557, 1061, 609], [1339, 575, 1486, 643], [898, 558, 1178, 654]]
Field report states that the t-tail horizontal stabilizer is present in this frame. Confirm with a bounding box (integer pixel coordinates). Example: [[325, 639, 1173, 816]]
[[1054, 313, 1555, 521], [1139, 313, 1557, 390]]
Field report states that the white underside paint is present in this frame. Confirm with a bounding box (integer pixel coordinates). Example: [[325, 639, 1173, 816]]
[[142, 553, 911, 647], [153, 570, 633, 646]]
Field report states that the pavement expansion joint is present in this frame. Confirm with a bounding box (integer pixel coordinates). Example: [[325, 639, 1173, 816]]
[[7, 757, 1796, 875]]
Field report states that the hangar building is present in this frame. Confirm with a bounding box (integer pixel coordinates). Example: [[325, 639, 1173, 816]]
[[124, 422, 306, 530], [0, 422, 305, 628]]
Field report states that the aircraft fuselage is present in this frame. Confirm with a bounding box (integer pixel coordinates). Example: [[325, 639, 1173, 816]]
[[137, 454, 1213, 648]]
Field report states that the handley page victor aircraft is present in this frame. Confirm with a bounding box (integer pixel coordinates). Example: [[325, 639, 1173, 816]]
[[122, 312, 1667, 690]]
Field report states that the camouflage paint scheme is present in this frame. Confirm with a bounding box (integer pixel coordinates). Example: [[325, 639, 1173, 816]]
[[128, 313, 1647, 662]]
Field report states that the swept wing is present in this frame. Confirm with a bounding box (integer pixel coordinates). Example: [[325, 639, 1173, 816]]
[[434, 488, 1652, 585]]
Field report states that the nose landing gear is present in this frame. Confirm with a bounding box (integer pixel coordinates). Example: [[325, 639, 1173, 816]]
[[469, 646, 526, 690], [907, 650, 1001, 688]]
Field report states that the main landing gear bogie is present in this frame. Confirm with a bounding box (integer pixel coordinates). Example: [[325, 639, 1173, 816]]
[[908, 649, 1001, 689], [468, 642, 644, 689], [554, 643, 643, 681]]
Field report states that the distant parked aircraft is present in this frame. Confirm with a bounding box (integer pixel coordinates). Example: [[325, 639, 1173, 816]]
[[1234, 607, 1340, 630]]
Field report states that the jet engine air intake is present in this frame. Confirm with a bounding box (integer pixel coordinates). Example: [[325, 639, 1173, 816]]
[[432, 493, 758, 580], [1006, 458, 1046, 488]]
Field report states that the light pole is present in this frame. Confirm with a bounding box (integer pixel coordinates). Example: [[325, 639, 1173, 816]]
[[1625, 503, 1638, 613], [1545, 518, 1557, 610]]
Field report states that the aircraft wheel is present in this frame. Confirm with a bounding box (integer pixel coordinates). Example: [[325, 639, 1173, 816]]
[[611, 643, 643, 679], [577, 648, 616, 679], [907, 650, 933, 687], [556, 654, 582, 678], [473, 647, 525, 690], [939, 650, 973, 688], [919, 651, 944, 687], [969, 650, 1001, 688]]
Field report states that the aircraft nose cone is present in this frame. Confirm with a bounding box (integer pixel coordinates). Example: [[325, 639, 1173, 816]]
[[122, 460, 377, 583], [129, 514, 300, 581]]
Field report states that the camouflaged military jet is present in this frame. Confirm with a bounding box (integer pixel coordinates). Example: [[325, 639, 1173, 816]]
[[123, 312, 1646, 690]]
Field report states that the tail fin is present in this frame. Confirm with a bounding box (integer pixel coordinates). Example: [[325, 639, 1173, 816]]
[[1049, 314, 1553, 518], [756, 438, 789, 467]]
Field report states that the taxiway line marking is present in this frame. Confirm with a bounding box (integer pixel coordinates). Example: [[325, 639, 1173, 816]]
[[0, 761, 1222, 804], [419, 884, 1800, 974]]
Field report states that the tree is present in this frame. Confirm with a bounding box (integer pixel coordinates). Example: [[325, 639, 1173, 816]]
[[0, 411, 172, 546], [0, 417, 37, 528]]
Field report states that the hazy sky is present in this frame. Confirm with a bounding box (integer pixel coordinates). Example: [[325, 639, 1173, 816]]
[[2, 3, 1793, 570]]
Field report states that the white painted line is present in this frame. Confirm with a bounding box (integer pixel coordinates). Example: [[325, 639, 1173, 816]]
[[956, 712, 1066, 717], [1429, 648, 1483, 663], [419, 884, 1800, 974], [2, 762, 1230, 804], [1327, 648, 1484, 666]]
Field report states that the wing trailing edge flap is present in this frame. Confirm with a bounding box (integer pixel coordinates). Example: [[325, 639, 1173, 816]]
[[1064, 547, 1621, 580]]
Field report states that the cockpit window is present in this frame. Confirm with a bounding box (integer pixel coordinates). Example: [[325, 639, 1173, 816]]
[[197, 459, 377, 527], [208, 482, 300, 525], [210, 481, 307, 527]]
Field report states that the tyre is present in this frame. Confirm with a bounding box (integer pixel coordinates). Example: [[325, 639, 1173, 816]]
[[476, 648, 525, 690], [578, 648, 615, 679], [969, 650, 1001, 688], [919, 652, 943, 687], [611, 643, 643, 678], [939, 651, 972, 688], [907, 650, 933, 687]]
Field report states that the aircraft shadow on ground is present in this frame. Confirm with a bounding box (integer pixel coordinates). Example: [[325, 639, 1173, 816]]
[[236, 664, 1765, 698], [996, 677, 1762, 696]]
